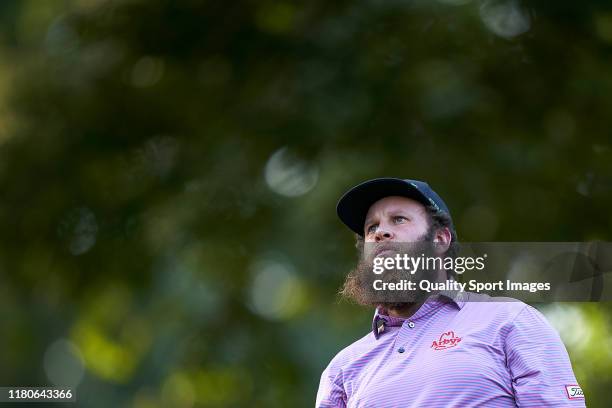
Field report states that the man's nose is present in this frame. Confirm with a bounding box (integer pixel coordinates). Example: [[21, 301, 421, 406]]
[[375, 228, 394, 242]]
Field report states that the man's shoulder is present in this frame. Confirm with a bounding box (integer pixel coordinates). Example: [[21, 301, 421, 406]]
[[459, 292, 558, 331], [323, 330, 376, 374], [459, 291, 531, 321]]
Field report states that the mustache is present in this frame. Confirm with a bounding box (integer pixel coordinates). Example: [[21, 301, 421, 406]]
[[373, 242, 398, 256], [366, 242, 418, 259], [362, 241, 440, 269]]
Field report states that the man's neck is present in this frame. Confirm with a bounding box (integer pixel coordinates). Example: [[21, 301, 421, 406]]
[[387, 301, 423, 318], [387, 271, 449, 318]]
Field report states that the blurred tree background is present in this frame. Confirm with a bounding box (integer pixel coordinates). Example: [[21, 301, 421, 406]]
[[0, 0, 611, 407]]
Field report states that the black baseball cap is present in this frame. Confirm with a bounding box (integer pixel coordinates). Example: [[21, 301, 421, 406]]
[[336, 178, 454, 236]]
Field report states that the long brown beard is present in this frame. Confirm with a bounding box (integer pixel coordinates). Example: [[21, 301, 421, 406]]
[[339, 230, 437, 309]]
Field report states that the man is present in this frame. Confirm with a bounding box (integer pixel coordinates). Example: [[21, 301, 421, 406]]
[[316, 178, 585, 407]]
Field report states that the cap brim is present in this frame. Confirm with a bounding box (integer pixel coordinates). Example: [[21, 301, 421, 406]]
[[336, 178, 432, 236]]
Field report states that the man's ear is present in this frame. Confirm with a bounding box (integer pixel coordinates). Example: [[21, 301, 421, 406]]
[[433, 227, 452, 255]]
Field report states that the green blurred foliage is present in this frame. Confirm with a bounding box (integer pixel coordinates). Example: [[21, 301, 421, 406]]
[[0, 0, 611, 407]]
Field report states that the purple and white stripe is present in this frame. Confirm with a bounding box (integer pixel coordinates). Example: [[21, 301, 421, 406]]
[[316, 292, 585, 407]]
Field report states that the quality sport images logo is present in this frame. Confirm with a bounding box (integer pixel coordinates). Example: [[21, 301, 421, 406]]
[[431, 331, 462, 350]]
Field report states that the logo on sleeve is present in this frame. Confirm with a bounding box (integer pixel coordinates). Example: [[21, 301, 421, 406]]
[[565, 385, 584, 399], [430, 331, 461, 350]]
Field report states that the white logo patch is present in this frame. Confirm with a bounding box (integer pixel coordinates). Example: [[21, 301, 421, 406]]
[[565, 385, 584, 399]]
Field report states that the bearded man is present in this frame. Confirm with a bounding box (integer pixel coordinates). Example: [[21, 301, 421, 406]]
[[315, 178, 585, 407]]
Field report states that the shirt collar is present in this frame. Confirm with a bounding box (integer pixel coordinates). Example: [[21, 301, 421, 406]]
[[371, 290, 465, 339]]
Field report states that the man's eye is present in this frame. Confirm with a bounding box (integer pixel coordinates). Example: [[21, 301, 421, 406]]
[[366, 224, 378, 234], [394, 216, 407, 223]]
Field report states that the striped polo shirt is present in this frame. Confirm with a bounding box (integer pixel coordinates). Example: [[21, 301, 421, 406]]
[[316, 292, 585, 407]]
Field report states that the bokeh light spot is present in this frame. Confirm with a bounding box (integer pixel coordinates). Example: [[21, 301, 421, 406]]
[[480, 0, 531, 39], [57, 207, 98, 255], [131, 57, 165, 87], [264, 147, 318, 197], [43, 338, 85, 387], [248, 256, 306, 320]]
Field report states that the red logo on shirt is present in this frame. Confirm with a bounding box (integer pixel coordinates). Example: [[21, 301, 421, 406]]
[[431, 331, 462, 350]]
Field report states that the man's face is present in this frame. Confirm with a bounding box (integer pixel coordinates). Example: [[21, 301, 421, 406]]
[[340, 196, 439, 307], [363, 196, 430, 243]]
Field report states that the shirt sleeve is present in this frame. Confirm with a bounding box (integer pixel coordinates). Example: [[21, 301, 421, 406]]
[[316, 364, 347, 408], [505, 304, 586, 407]]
